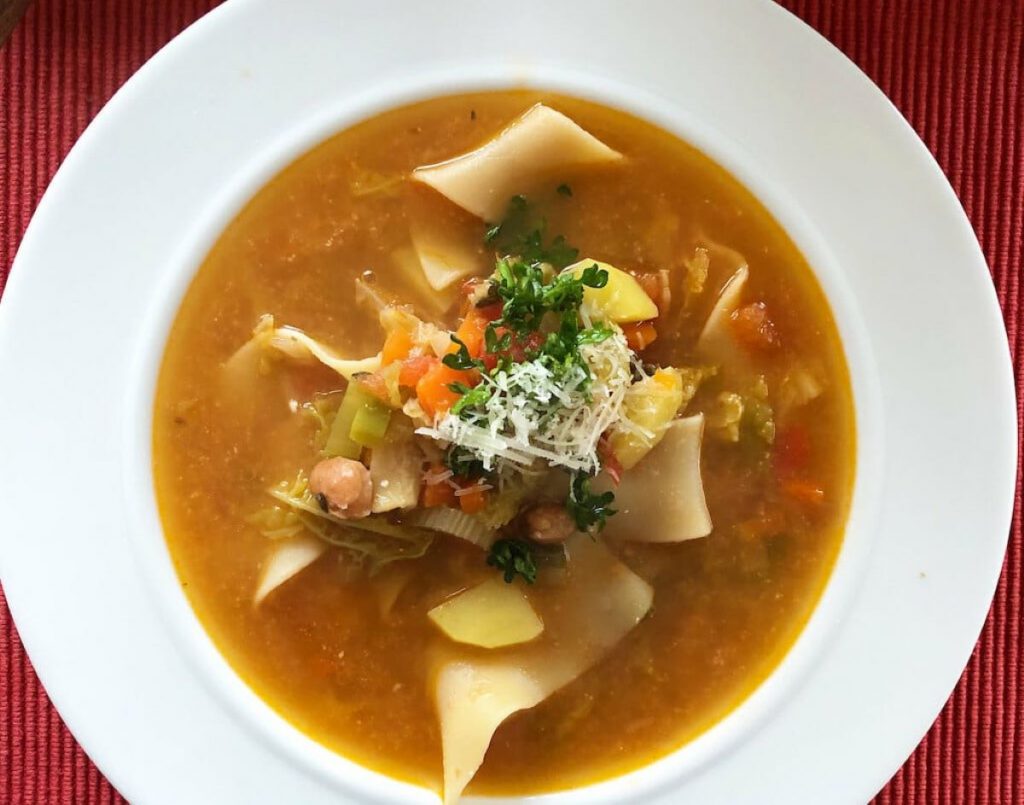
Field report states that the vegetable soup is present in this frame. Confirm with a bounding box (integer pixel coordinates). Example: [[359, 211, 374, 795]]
[[154, 91, 854, 801]]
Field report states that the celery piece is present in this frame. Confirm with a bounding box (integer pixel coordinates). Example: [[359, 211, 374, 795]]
[[324, 385, 371, 459], [350, 398, 392, 448]]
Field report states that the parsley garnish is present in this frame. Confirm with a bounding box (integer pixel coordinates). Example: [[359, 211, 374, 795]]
[[443, 444, 488, 480], [567, 472, 617, 533], [487, 538, 538, 584], [484, 195, 579, 268], [557, 183, 573, 197], [441, 335, 483, 371]]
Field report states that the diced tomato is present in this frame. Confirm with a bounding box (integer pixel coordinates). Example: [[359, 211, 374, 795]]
[[457, 484, 488, 514], [730, 302, 780, 352], [381, 327, 414, 365], [476, 302, 503, 321], [781, 478, 826, 506], [774, 425, 811, 477], [398, 355, 437, 388], [621, 321, 658, 352], [422, 480, 457, 508], [353, 372, 390, 403], [416, 362, 478, 418], [480, 327, 544, 369]]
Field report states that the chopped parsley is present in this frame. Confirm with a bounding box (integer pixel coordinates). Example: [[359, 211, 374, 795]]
[[487, 538, 538, 584], [441, 335, 483, 371], [483, 195, 579, 268], [556, 182, 573, 197], [567, 472, 617, 533]]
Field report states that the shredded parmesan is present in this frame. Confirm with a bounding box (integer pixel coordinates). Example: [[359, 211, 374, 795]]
[[417, 331, 633, 476]]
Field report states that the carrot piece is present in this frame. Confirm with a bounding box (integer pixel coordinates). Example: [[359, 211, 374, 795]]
[[453, 309, 489, 358], [781, 478, 825, 506], [458, 485, 488, 514], [422, 481, 457, 508], [730, 302, 780, 352], [399, 355, 437, 388], [621, 321, 658, 352], [416, 362, 477, 418], [381, 327, 414, 366]]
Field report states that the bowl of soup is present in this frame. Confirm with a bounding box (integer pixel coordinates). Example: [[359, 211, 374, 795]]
[[1, 2, 1014, 803], [150, 88, 861, 803]]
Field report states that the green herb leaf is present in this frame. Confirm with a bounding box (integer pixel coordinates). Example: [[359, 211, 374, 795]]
[[556, 183, 573, 197], [486, 538, 538, 584], [484, 195, 579, 269], [443, 445, 488, 479], [580, 264, 609, 288], [567, 472, 617, 532], [442, 335, 483, 371]]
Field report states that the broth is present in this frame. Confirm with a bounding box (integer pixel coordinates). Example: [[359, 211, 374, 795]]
[[154, 91, 853, 796]]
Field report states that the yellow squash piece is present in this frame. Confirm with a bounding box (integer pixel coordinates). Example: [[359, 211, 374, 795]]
[[563, 259, 659, 323], [428, 578, 544, 649], [610, 368, 685, 469]]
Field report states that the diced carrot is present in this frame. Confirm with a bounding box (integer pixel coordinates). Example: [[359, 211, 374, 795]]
[[381, 327, 414, 366], [730, 302, 780, 352], [353, 372, 390, 403], [774, 425, 811, 477], [621, 321, 658, 352], [399, 355, 437, 388], [422, 481, 457, 508], [416, 362, 477, 418], [781, 478, 826, 506], [457, 484, 488, 514], [453, 309, 489, 358]]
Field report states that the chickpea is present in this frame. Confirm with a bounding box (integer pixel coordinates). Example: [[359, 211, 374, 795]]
[[309, 457, 373, 519], [526, 503, 576, 543]]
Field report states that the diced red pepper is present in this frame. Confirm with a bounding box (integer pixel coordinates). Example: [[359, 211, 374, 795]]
[[730, 302, 780, 352], [774, 424, 812, 477]]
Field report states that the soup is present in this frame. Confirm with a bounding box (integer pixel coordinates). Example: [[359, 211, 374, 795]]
[[154, 91, 854, 800]]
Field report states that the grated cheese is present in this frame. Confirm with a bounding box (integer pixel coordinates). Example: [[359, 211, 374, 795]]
[[417, 330, 633, 476]]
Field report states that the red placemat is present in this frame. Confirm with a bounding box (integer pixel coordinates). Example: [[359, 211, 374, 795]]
[[1, 1, 1020, 802]]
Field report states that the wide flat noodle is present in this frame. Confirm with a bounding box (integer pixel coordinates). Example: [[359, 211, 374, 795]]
[[410, 220, 485, 291], [223, 314, 381, 384], [696, 263, 749, 366], [433, 536, 652, 803], [601, 414, 712, 542], [253, 533, 327, 604], [412, 104, 622, 222]]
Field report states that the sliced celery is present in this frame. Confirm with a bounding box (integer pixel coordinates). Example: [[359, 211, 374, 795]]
[[350, 398, 392, 448], [324, 384, 369, 459]]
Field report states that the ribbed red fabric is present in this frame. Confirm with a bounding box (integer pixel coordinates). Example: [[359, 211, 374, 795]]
[[0, 1, 1020, 802]]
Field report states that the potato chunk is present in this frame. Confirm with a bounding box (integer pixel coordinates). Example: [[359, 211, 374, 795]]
[[563, 259, 659, 323], [428, 578, 543, 649]]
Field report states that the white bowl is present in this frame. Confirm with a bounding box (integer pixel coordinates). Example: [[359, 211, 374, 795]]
[[0, 1, 1014, 804]]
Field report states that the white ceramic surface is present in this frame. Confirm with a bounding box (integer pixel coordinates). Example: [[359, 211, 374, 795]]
[[0, 1, 1014, 804]]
